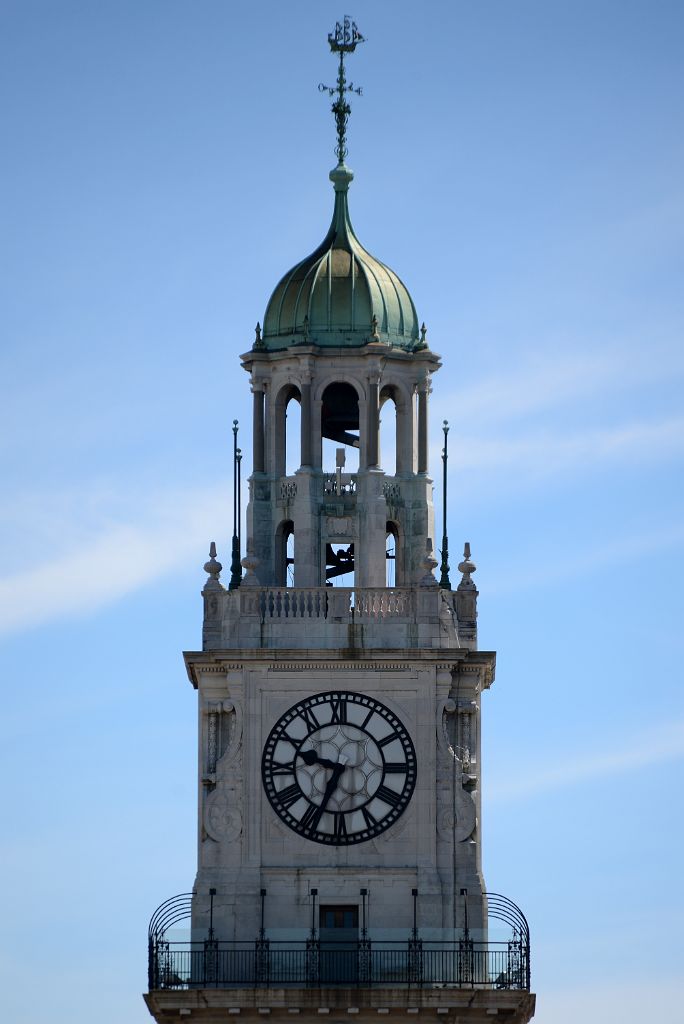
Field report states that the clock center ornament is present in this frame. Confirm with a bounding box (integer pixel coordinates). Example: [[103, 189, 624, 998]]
[[261, 691, 417, 845]]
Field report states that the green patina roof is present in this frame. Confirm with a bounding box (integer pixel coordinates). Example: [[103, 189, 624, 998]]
[[261, 164, 420, 350]]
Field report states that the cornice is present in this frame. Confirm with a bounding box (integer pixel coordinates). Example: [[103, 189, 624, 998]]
[[183, 649, 495, 689]]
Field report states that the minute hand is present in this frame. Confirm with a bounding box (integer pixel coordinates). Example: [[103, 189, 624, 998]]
[[312, 756, 348, 828], [320, 761, 345, 808]]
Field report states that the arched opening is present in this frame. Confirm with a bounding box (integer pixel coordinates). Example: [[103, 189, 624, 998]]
[[379, 387, 398, 476], [386, 521, 399, 587], [285, 394, 301, 477], [275, 520, 295, 587], [321, 381, 359, 474], [326, 542, 355, 587], [274, 385, 301, 478]]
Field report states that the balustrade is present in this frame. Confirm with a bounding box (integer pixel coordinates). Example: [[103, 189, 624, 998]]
[[255, 588, 415, 622]]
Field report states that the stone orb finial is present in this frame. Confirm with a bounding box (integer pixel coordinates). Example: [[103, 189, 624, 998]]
[[203, 541, 223, 581]]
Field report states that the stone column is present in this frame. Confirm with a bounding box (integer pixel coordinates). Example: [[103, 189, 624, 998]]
[[417, 374, 430, 474], [367, 375, 380, 469], [300, 379, 312, 468], [396, 390, 412, 475], [252, 385, 265, 474]]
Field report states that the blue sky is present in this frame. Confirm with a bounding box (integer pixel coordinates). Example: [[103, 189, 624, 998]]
[[1, 1, 683, 1021]]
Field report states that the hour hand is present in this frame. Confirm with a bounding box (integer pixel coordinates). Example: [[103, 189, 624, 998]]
[[300, 749, 337, 770]]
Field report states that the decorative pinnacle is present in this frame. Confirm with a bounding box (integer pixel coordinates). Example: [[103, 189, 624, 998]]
[[458, 542, 477, 582], [203, 541, 223, 582], [319, 16, 365, 163]]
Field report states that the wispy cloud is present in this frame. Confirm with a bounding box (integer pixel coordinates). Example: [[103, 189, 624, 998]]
[[487, 718, 684, 802], [433, 343, 684, 429], [427, 345, 684, 486], [445, 415, 684, 476], [484, 520, 684, 594], [0, 484, 230, 637]]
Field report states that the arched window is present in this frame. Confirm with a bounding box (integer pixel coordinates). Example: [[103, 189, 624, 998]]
[[274, 385, 301, 478], [379, 386, 398, 476], [321, 381, 360, 473], [285, 394, 301, 477], [275, 520, 295, 587], [386, 522, 399, 587], [326, 542, 355, 588]]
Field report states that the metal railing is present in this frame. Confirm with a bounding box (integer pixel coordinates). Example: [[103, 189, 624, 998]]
[[148, 938, 529, 991]]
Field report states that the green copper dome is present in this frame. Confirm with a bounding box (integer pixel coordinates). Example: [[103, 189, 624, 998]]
[[261, 164, 420, 350]]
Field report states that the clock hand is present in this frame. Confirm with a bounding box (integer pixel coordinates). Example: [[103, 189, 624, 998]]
[[301, 755, 348, 831], [317, 755, 348, 813], [300, 749, 338, 771]]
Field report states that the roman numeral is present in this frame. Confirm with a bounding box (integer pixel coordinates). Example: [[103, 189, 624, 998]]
[[360, 709, 374, 729], [375, 785, 401, 808], [333, 813, 348, 842], [283, 731, 303, 751], [299, 706, 320, 732], [377, 732, 398, 748], [383, 762, 407, 774], [278, 784, 302, 809], [330, 696, 348, 724], [361, 806, 377, 829], [299, 803, 323, 833], [271, 761, 296, 776]]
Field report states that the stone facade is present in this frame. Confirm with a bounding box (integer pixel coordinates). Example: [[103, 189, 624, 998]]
[[184, 646, 493, 945]]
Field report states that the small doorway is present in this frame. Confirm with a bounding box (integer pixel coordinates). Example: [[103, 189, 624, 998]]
[[319, 905, 359, 984]]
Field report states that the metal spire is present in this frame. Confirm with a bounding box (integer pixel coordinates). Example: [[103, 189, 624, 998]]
[[319, 16, 365, 163], [229, 420, 242, 590], [439, 420, 452, 590]]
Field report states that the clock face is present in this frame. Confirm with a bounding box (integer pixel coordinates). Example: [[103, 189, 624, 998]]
[[261, 691, 417, 845]]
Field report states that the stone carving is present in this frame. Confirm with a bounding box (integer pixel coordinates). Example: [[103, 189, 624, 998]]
[[217, 700, 242, 767], [326, 516, 352, 536], [203, 701, 244, 846], [436, 698, 477, 843], [205, 700, 242, 776], [382, 481, 402, 503], [207, 706, 219, 775], [204, 788, 243, 843], [439, 591, 457, 643], [279, 479, 297, 501]]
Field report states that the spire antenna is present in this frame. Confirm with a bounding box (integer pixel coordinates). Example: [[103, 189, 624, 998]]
[[319, 16, 365, 163]]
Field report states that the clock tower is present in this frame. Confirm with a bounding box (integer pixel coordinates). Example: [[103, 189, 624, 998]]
[[145, 19, 535, 1024]]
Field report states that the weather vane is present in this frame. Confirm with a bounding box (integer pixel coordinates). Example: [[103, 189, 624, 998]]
[[319, 16, 365, 163]]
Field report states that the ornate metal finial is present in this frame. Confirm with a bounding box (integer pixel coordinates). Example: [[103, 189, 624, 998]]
[[370, 312, 379, 340], [319, 16, 365, 163], [420, 323, 427, 344], [253, 321, 265, 350]]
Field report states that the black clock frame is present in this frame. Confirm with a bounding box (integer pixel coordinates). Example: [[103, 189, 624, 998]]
[[261, 690, 417, 846]]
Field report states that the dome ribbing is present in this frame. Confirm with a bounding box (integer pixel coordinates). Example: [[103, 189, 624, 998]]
[[261, 164, 419, 350]]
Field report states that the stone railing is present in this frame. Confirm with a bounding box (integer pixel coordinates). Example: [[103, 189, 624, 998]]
[[255, 587, 415, 623], [353, 588, 414, 619]]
